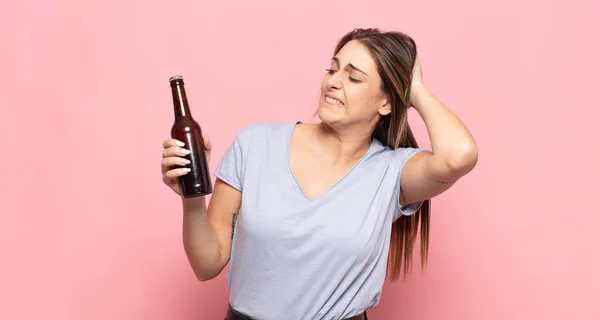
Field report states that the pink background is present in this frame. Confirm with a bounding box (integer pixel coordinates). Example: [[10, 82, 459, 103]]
[[2, 0, 599, 319]]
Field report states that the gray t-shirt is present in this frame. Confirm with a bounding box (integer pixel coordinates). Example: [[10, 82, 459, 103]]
[[213, 121, 424, 320]]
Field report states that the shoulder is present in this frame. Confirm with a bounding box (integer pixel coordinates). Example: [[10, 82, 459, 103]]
[[393, 146, 428, 162], [364, 139, 428, 173], [237, 120, 295, 137], [234, 120, 297, 144], [365, 139, 424, 160]]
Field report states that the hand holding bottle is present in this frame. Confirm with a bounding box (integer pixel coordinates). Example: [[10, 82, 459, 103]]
[[161, 136, 212, 197]]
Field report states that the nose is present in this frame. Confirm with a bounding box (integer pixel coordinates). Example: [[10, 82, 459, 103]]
[[326, 71, 342, 90]]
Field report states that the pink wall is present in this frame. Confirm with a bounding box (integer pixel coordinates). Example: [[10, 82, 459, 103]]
[[2, 0, 599, 319]]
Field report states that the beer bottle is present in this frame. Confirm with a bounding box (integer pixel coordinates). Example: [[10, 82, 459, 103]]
[[169, 75, 213, 197]]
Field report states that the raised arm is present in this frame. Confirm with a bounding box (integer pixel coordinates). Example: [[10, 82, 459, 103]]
[[399, 57, 478, 207]]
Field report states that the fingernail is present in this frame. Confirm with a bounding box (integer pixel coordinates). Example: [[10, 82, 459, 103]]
[[176, 141, 185, 147], [181, 148, 190, 154], [182, 159, 191, 164], [182, 168, 191, 172]]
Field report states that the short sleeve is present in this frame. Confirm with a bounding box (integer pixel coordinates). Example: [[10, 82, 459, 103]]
[[213, 130, 249, 192], [392, 147, 427, 221]]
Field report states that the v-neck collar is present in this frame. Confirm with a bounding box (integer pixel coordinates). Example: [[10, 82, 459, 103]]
[[285, 121, 376, 202]]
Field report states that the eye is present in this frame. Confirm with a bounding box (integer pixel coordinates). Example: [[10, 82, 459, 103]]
[[326, 69, 362, 83]]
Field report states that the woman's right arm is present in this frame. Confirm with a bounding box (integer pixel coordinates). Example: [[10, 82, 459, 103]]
[[181, 179, 241, 281], [162, 137, 241, 281]]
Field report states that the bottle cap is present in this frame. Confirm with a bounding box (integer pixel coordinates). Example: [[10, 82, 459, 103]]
[[169, 75, 184, 82]]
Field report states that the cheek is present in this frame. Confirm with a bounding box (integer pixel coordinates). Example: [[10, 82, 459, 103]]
[[346, 88, 380, 114]]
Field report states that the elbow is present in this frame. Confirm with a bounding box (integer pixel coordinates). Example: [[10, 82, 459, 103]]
[[186, 252, 224, 282], [444, 143, 478, 175], [193, 268, 221, 282], [184, 243, 226, 282], [196, 273, 217, 282]]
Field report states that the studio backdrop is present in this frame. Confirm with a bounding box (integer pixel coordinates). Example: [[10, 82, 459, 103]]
[[1, 0, 598, 319]]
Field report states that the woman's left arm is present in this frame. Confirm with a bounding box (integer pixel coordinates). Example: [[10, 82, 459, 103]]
[[400, 56, 478, 207]]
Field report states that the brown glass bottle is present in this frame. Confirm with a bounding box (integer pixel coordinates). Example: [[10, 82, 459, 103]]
[[169, 75, 213, 197]]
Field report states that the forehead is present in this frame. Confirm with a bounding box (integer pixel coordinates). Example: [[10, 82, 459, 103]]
[[334, 40, 377, 72]]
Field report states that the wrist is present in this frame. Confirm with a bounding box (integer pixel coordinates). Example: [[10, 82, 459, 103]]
[[182, 196, 207, 214], [409, 82, 430, 109]]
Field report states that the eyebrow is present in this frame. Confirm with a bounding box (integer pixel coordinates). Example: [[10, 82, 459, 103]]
[[331, 57, 368, 76]]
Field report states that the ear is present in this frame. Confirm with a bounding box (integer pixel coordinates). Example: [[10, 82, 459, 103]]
[[377, 98, 392, 116]]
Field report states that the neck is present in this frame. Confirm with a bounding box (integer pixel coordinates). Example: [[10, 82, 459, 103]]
[[172, 85, 192, 118], [313, 122, 373, 161]]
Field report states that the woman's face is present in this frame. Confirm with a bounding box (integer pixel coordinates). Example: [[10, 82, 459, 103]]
[[317, 40, 391, 129]]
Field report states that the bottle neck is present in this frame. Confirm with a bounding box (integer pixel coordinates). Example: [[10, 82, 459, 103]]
[[171, 84, 192, 119]]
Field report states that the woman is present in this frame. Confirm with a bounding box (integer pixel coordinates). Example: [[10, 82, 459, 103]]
[[161, 28, 477, 320]]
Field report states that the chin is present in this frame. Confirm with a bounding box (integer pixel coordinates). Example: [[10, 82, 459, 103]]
[[316, 103, 343, 125]]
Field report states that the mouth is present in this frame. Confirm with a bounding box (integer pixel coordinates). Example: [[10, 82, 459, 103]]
[[324, 95, 344, 106]]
